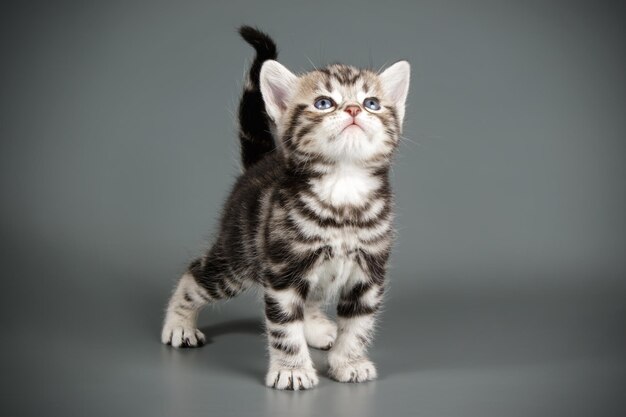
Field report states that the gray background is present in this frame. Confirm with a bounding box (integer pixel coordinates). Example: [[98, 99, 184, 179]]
[[1, 1, 625, 416]]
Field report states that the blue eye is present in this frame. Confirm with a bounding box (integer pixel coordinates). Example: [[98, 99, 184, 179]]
[[314, 97, 335, 110], [363, 97, 381, 111]]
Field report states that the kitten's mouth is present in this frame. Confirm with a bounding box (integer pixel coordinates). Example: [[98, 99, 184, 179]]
[[341, 120, 364, 133]]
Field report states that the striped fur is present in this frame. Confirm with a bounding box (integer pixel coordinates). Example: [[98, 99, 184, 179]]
[[161, 26, 410, 390]]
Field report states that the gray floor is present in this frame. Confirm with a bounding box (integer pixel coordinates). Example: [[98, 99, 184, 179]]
[[2, 243, 625, 417], [2, 1, 626, 416]]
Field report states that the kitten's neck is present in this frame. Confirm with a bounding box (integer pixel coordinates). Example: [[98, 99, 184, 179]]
[[285, 158, 390, 207]]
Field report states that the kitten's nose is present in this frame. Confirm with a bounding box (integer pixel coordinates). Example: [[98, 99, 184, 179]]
[[344, 105, 361, 117]]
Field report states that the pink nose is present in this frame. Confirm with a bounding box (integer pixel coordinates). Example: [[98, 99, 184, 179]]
[[344, 105, 361, 117]]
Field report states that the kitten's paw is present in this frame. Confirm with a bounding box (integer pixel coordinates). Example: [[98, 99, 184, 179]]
[[161, 325, 206, 348], [304, 318, 337, 350], [328, 359, 377, 383], [265, 366, 319, 390]]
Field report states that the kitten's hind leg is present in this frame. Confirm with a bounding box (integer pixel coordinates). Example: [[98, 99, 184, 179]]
[[304, 296, 337, 350], [161, 255, 246, 348], [161, 272, 209, 348]]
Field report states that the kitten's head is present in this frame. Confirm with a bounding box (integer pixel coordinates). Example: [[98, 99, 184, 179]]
[[260, 61, 410, 166]]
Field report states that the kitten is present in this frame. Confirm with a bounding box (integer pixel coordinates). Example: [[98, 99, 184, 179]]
[[161, 26, 410, 390]]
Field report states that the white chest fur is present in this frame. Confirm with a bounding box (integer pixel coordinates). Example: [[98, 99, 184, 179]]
[[310, 164, 380, 207]]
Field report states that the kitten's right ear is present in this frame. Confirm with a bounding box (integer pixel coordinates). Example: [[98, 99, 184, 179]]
[[260, 60, 297, 123]]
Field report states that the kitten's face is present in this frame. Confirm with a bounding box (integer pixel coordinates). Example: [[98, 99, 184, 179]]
[[260, 62, 410, 165]]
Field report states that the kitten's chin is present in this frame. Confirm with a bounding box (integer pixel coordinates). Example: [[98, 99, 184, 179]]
[[330, 139, 383, 163], [313, 127, 389, 163]]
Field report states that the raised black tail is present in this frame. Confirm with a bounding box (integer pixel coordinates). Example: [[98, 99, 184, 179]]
[[238, 26, 278, 170]]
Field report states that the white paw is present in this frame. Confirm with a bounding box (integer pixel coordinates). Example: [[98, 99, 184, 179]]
[[328, 359, 377, 383], [265, 366, 319, 390], [161, 324, 206, 348], [304, 318, 337, 350]]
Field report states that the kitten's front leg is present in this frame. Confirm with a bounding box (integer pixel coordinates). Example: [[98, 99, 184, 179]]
[[264, 287, 318, 390], [328, 274, 384, 383]]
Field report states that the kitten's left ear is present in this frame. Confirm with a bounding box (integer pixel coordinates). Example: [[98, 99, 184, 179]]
[[260, 60, 298, 124], [380, 60, 411, 124]]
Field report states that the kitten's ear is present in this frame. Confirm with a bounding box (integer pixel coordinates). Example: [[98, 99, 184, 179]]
[[380, 60, 411, 124], [260, 60, 298, 123]]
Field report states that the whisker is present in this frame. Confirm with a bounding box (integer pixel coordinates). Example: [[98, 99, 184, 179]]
[[399, 135, 421, 146], [376, 60, 390, 74], [304, 55, 318, 71]]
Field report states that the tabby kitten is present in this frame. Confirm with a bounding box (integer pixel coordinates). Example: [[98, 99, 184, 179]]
[[161, 26, 410, 390]]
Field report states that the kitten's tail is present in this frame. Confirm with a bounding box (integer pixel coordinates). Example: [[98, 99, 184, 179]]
[[238, 26, 278, 170]]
